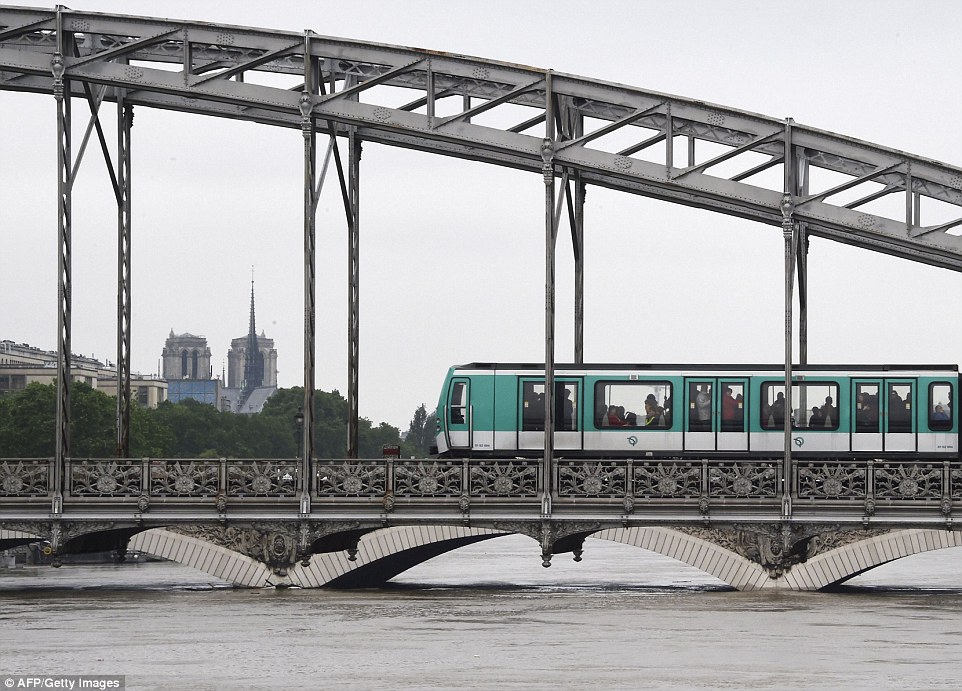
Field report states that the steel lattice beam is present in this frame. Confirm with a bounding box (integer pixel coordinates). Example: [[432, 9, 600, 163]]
[[1, 6, 961, 270]]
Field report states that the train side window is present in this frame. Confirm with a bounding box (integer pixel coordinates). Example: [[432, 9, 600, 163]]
[[450, 381, 467, 425], [720, 382, 745, 432], [688, 382, 712, 431], [888, 383, 913, 433], [761, 382, 839, 430], [522, 381, 579, 431], [796, 383, 840, 430], [760, 383, 786, 429], [595, 381, 672, 429], [929, 382, 953, 431], [556, 383, 578, 431], [521, 382, 545, 432], [855, 383, 880, 433]]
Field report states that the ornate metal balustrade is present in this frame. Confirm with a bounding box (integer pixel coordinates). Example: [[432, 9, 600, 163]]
[[0, 458, 50, 497], [0, 458, 303, 504], [1, 458, 961, 515]]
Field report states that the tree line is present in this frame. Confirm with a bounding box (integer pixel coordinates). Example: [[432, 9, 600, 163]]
[[0, 382, 436, 459]]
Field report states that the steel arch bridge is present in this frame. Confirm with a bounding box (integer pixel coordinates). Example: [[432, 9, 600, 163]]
[[1, 6, 961, 590]]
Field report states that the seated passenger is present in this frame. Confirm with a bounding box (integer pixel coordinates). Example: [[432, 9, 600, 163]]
[[606, 405, 627, 427], [808, 407, 824, 427], [598, 403, 610, 426], [933, 404, 949, 422]]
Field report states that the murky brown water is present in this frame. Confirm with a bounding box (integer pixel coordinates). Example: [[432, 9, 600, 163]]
[[2, 536, 962, 689]]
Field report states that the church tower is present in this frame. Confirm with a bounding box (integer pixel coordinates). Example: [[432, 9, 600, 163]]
[[225, 272, 277, 413]]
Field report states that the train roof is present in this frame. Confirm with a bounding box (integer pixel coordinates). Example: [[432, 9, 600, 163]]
[[452, 362, 959, 373]]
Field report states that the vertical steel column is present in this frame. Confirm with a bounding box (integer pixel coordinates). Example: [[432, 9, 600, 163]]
[[346, 130, 361, 459], [115, 96, 132, 458], [51, 42, 69, 515], [299, 86, 316, 514], [780, 119, 796, 520], [426, 60, 435, 122], [541, 71, 556, 514], [796, 155, 809, 366], [796, 223, 808, 366], [780, 196, 796, 520], [573, 175, 585, 365], [572, 110, 585, 365]]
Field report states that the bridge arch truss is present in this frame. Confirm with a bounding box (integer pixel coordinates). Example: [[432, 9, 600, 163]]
[[2, 7, 962, 584], [2, 6, 960, 268]]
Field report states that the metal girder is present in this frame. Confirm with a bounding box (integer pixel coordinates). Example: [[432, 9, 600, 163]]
[[115, 95, 132, 458], [346, 132, 361, 460], [2, 5, 961, 272]]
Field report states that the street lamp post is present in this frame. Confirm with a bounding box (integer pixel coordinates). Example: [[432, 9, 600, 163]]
[[294, 407, 307, 514], [294, 408, 304, 459]]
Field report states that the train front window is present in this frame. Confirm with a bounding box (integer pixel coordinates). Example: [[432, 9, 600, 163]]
[[929, 382, 953, 431], [449, 381, 467, 425], [855, 383, 879, 433], [595, 381, 672, 429], [761, 382, 840, 430]]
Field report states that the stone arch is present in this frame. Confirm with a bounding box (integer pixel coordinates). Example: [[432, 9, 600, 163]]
[[593, 527, 769, 591], [0, 528, 44, 551], [128, 528, 273, 587], [593, 527, 962, 591], [775, 529, 962, 591], [129, 525, 505, 588], [289, 526, 505, 588]]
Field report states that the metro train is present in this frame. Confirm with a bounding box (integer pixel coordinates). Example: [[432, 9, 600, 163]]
[[434, 363, 959, 459]]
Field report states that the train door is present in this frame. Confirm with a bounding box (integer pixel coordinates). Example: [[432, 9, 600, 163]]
[[851, 379, 882, 452], [518, 378, 582, 453], [885, 379, 916, 452], [446, 378, 471, 451], [684, 378, 749, 452]]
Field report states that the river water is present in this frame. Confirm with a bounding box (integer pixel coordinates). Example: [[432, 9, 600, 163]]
[[2, 535, 961, 689]]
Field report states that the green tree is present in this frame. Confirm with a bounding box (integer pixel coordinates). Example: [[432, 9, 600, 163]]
[[0, 382, 55, 457], [0, 381, 117, 457], [0, 383, 404, 460], [403, 403, 437, 457]]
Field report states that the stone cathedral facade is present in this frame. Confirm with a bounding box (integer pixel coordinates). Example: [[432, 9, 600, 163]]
[[161, 281, 277, 414]]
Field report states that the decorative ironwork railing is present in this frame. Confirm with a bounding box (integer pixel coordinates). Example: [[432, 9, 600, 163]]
[[0, 458, 960, 507]]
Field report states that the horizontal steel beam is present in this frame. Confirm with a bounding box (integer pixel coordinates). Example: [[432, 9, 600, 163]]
[[2, 6, 961, 270]]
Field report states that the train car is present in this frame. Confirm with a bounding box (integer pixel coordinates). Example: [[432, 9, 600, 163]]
[[434, 363, 959, 460]]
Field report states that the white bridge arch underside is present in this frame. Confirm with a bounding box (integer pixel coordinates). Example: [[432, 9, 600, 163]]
[[0, 6, 960, 270], [123, 526, 962, 591]]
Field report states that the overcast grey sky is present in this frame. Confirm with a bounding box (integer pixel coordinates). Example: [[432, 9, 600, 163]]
[[2, 0, 960, 430]]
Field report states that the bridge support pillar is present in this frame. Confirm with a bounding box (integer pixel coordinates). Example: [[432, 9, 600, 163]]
[[115, 95, 133, 458], [541, 71, 557, 509], [52, 38, 70, 515], [780, 119, 798, 520], [347, 131, 361, 459], [299, 86, 316, 512]]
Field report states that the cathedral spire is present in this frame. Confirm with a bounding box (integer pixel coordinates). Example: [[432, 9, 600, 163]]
[[242, 267, 264, 395], [248, 267, 256, 341]]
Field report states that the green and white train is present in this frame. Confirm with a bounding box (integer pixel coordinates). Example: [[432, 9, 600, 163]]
[[434, 363, 958, 459]]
